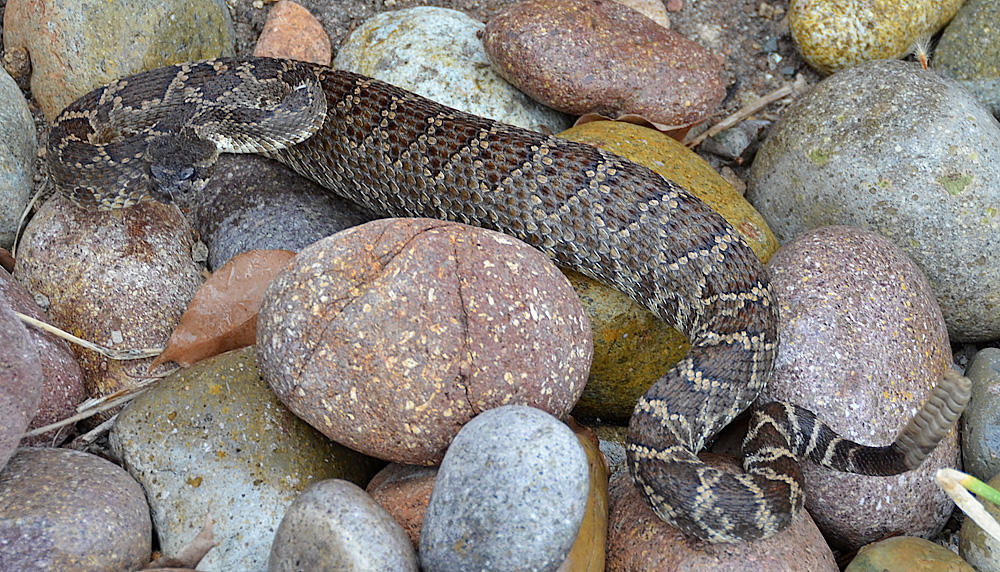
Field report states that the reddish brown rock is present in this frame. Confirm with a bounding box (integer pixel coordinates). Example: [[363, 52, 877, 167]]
[[257, 218, 592, 464], [253, 0, 332, 65], [13, 195, 202, 402], [482, 0, 725, 132], [367, 463, 438, 547], [0, 303, 41, 470], [606, 455, 838, 571], [762, 225, 956, 549], [0, 268, 85, 446]]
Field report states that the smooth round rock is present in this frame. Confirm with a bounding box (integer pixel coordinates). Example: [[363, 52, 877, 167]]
[[257, 218, 592, 465], [934, 0, 1000, 115], [483, 0, 725, 131], [959, 469, 1000, 570], [846, 536, 975, 572], [0, 268, 85, 446], [269, 479, 418, 572], [761, 226, 956, 549], [0, 66, 35, 250], [2, 0, 235, 119], [176, 154, 374, 270], [962, 348, 1000, 481], [333, 6, 571, 134], [789, 0, 962, 74], [419, 406, 589, 572], [0, 447, 151, 571], [748, 59, 1000, 341], [0, 302, 40, 471], [606, 455, 837, 571], [14, 195, 203, 400], [110, 347, 381, 572]]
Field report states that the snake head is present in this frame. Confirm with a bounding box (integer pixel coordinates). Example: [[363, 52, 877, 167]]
[[144, 134, 220, 204]]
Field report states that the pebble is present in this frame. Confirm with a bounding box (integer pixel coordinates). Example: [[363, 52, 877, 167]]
[[13, 196, 203, 401], [748, 59, 1000, 342], [606, 455, 838, 571], [269, 479, 418, 571], [418, 406, 589, 572], [934, 0, 1000, 116], [253, 0, 331, 65], [788, 0, 962, 74], [846, 536, 975, 572], [958, 469, 1000, 570], [0, 302, 40, 471], [960, 347, 1000, 481], [110, 347, 380, 572], [3, 0, 235, 119], [367, 463, 438, 548], [0, 268, 85, 446], [556, 120, 777, 422], [175, 154, 374, 271], [0, 447, 151, 571], [761, 226, 956, 549], [0, 66, 35, 250], [257, 219, 592, 465], [482, 0, 725, 132], [333, 6, 572, 134]]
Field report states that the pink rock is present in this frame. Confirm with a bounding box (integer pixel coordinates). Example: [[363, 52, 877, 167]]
[[0, 302, 41, 470], [254, 0, 332, 65]]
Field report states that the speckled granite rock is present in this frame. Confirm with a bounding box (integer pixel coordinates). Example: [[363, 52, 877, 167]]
[[0, 268, 85, 446], [789, 0, 961, 74], [333, 6, 571, 134], [419, 406, 589, 572], [0, 303, 40, 471], [269, 479, 418, 571], [761, 226, 957, 549], [13, 195, 202, 401], [959, 469, 1000, 571], [2, 0, 235, 119], [175, 154, 374, 271], [847, 536, 975, 572], [606, 455, 837, 571], [110, 347, 381, 572], [557, 120, 777, 422], [934, 0, 1000, 115], [961, 348, 1000, 481], [748, 59, 1000, 341], [257, 219, 591, 465], [0, 66, 35, 250], [0, 447, 151, 571]]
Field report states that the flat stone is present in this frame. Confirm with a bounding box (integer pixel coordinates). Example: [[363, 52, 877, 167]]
[[419, 406, 589, 572], [0, 66, 35, 250], [269, 479, 418, 571]]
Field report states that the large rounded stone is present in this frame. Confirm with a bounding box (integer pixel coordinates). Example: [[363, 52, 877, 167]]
[[748, 59, 1000, 341], [333, 6, 571, 134], [934, 0, 1000, 115], [110, 347, 380, 572], [0, 447, 151, 571], [269, 479, 418, 572], [0, 66, 35, 250], [0, 302, 40, 470], [961, 348, 1000, 481], [761, 226, 956, 549], [418, 406, 589, 572], [846, 536, 975, 572], [257, 218, 591, 465]]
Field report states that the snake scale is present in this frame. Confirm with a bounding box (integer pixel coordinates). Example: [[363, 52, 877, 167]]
[[48, 58, 971, 543]]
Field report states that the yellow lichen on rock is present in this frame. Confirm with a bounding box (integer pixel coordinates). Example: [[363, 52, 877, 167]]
[[789, 0, 963, 75]]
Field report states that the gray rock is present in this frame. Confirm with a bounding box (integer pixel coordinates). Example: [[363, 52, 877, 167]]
[[334, 6, 572, 134], [961, 347, 1000, 481], [934, 0, 1000, 116], [109, 347, 381, 572], [748, 59, 1000, 341], [959, 469, 1000, 571], [761, 226, 957, 549], [176, 154, 374, 270], [0, 302, 41, 471], [0, 447, 151, 571], [268, 479, 418, 572], [419, 405, 589, 572], [0, 67, 35, 250]]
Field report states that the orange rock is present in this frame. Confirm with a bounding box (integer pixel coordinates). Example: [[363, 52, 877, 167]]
[[253, 0, 331, 65]]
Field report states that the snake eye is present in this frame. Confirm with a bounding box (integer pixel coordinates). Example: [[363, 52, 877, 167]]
[[177, 167, 195, 181]]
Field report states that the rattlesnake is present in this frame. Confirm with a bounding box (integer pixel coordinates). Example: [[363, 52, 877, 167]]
[[47, 57, 971, 543]]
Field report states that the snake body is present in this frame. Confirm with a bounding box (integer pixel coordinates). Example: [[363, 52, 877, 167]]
[[47, 58, 971, 543]]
